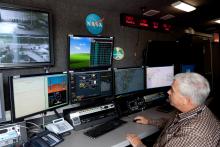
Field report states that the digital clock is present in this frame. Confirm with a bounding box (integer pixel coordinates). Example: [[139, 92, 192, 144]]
[[120, 13, 172, 32]]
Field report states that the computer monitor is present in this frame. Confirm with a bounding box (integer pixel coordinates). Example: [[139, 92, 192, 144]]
[[181, 64, 195, 73], [0, 3, 54, 69], [68, 35, 114, 70], [9, 72, 68, 121], [0, 73, 6, 123], [146, 65, 174, 89], [69, 70, 113, 104], [114, 67, 145, 96]]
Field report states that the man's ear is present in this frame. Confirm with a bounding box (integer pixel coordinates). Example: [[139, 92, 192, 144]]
[[183, 96, 191, 105]]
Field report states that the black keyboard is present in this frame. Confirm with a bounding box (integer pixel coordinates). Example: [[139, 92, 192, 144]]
[[84, 119, 127, 138]]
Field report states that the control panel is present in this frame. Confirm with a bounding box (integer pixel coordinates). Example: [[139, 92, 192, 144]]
[[143, 92, 166, 102], [0, 125, 21, 146], [115, 96, 146, 116], [127, 96, 146, 112], [63, 103, 118, 130]]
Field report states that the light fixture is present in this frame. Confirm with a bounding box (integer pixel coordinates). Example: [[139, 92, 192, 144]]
[[142, 10, 160, 16], [160, 14, 175, 20], [214, 19, 220, 24], [171, 1, 196, 12]]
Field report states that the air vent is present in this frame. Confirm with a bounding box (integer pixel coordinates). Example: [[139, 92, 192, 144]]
[[160, 14, 175, 20], [143, 10, 160, 16]]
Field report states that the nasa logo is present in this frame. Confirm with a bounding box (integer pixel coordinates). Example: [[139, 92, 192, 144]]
[[85, 13, 104, 35]]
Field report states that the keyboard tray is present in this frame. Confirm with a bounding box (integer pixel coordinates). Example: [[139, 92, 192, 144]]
[[84, 119, 127, 138]]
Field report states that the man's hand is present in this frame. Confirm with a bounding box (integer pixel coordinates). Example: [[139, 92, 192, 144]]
[[126, 133, 146, 147], [134, 116, 151, 125]]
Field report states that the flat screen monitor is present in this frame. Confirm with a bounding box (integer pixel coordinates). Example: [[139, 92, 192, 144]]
[[69, 70, 113, 104], [0, 3, 54, 68], [0, 73, 6, 123], [146, 65, 174, 89], [68, 35, 114, 70], [145, 41, 178, 66], [114, 67, 145, 96], [181, 64, 195, 73], [10, 72, 68, 121]]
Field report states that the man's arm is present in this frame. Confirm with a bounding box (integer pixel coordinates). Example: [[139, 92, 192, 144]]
[[148, 118, 168, 129], [127, 134, 147, 147], [162, 134, 211, 147], [134, 116, 168, 129]]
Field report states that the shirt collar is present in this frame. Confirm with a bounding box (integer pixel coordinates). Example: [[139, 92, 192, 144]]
[[178, 104, 206, 120]]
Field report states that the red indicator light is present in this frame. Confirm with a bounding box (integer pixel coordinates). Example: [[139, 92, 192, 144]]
[[152, 22, 159, 29], [163, 24, 171, 31], [139, 19, 149, 27], [125, 16, 135, 25]]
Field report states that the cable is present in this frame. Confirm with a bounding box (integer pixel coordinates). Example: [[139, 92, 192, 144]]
[[26, 122, 41, 129]]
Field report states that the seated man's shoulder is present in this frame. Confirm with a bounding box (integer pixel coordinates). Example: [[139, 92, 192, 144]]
[[180, 109, 220, 138]]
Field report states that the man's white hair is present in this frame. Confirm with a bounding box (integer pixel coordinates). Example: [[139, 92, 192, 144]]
[[174, 72, 210, 105]]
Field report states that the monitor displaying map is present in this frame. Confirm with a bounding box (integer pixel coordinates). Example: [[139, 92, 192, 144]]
[[146, 66, 174, 89], [114, 67, 145, 95]]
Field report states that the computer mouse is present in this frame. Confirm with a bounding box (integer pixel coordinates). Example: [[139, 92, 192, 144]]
[[133, 119, 141, 122]]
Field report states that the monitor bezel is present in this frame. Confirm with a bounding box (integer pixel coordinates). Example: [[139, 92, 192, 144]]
[[9, 72, 69, 122], [0, 73, 6, 123], [114, 66, 145, 98], [67, 34, 114, 72], [0, 3, 54, 69]]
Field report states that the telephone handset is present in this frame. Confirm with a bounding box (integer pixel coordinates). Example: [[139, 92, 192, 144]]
[[25, 130, 63, 147], [46, 118, 73, 134]]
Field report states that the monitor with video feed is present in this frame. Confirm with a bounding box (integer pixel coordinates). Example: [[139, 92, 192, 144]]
[[114, 67, 145, 96], [0, 73, 6, 123], [9, 72, 68, 121], [68, 35, 114, 70], [181, 64, 195, 73], [0, 3, 54, 68], [146, 65, 174, 89], [69, 70, 113, 104]]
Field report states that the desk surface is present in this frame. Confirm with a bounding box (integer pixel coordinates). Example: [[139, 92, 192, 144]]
[[59, 107, 174, 147]]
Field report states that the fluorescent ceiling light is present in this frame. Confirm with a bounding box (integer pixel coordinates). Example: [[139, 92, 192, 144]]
[[214, 19, 220, 24], [160, 14, 175, 20], [143, 10, 160, 16], [172, 1, 196, 12]]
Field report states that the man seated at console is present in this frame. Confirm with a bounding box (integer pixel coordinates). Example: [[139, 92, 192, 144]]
[[127, 72, 220, 147]]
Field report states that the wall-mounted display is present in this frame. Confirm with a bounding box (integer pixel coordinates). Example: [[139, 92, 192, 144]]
[[0, 3, 54, 69], [120, 13, 172, 32]]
